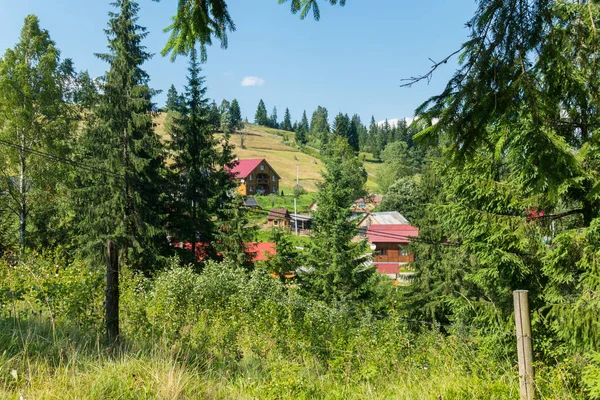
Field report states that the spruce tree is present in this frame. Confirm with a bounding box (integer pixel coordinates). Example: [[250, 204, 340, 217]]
[[303, 137, 372, 302], [269, 106, 278, 129], [165, 84, 180, 111], [168, 48, 232, 264], [229, 98, 243, 133], [208, 100, 220, 130], [254, 99, 268, 126], [282, 107, 293, 131], [310, 106, 329, 146], [300, 110, 310, 132], [77, 0, 167, 341]]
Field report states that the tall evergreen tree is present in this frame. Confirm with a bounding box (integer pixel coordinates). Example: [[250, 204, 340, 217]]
[[310, 106, 329, 139], [168, 48, 233, 264], [282, 107, 293, 131], [269, 106, 279, 129], [300, 110, 310, 132], [165, 84, 181, 111], [208, 100, 220, 130], [368, 116, 380, 159], [0, 15, 74, 251], [76, 0, 167, 341], [303, 137, 372, 302], [229, 99, 242, 131], [295, 110, 309, 145], [254, 99, 268, 126]]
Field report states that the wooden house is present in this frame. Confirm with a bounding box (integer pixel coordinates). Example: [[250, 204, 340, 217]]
[[228, 158, 281, 196], [351, 194, 383, 214], [357, 211, 410, 238], [366, 224, 418, 279], [267, 208, 291, 227]]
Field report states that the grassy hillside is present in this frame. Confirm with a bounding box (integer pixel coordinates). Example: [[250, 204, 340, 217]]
[[153, 113, 380, 192]]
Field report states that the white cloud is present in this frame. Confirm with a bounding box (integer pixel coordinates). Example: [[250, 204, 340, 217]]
[[241, 76, 265, 87]]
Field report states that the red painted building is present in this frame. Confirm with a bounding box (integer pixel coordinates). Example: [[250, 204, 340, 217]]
[[366, 224, 419, 279]]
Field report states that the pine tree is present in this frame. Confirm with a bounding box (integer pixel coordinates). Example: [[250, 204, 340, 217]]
[[269, 106, 278, 129], [168, 48, 232, 264], [303, 137, 372, 302], [0, 15, 74, 251], [282, 107, 293, 131], [208, 100, 220, 130], [229, 98, 244, 133], [332, 113, 349, 138], [300, 110, 310, 132], [165, 84, 180, 111], [368, 116, 380, 159], [310, 106, 329, 140], [77, 0, 167, 341], [254, 99, 268, 126]]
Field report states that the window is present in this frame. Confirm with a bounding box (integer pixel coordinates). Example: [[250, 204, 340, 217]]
[[357, 202, 366, 209], [399, 247, 409, 256], [272, 186, 277, 193], [248, 185, 254, 193], [260, 164, 265, 171], [249, 174, 252, 180], [273, 220, 279, 226], [272, 175, 276, 182], [379, 249, 387, 256]]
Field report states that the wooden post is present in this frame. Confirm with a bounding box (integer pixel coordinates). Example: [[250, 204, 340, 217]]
[[514, 290, 535, 400], [106, 240, 119, 343]]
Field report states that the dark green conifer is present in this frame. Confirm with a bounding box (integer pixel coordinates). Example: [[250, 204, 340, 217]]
[[254, 99, 268, 126]]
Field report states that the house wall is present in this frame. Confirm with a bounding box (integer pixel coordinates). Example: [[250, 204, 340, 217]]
[[268, 219, 290, 227], [372, 242, 414, 263], [242, 161, 280, 195]]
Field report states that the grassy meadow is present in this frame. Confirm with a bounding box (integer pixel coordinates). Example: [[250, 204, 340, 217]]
[[153, 114, 380, 193]]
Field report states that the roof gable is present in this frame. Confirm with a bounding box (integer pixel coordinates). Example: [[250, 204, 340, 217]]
[[268, 208, 290, 220], [227, 158, 281, 180]]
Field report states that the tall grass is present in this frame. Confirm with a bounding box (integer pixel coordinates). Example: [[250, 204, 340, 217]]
[[0, 254, 587, 399]]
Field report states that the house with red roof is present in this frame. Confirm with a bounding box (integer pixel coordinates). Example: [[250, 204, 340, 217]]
[[227, 158, 281, 196], [366, 224, 419, 279], [174, 241, 276, 262]]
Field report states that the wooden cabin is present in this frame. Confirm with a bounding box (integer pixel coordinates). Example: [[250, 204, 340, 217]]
[[228, 158, 281, 196]]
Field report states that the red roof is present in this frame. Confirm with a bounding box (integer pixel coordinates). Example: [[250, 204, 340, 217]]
[[227, 159, 264, 179], [246, 242, 276, 261], [175, 241, 276, 262], [366, 224, 419, 244], [374, 262, 400, 275], [267, 208, 290, 220]]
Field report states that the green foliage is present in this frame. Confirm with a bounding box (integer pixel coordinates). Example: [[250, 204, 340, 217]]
[[165, 84, 182, 112], [75, 0, 168, 271], [377, 141, 419, 192], [378, 176, 424, 222], [160, 0, 346, 60], [282, 107, 293, 131], [269, 106, 279, 129], [229, 98, 243, 133], [254, 99, 269, 126], [303, 137, 373, 302], [0, 15, 75, 250], [167, 48, 234, 265]]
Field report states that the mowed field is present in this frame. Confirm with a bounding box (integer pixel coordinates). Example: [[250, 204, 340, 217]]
[[154, 113, 380, 192]]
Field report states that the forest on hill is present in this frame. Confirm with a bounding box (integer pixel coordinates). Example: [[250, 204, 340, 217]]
[[2, 0, 600, 398]]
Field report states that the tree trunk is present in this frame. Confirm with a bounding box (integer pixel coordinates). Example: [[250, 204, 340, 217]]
[[19, 131, 26, 250], [106, 239, 119, 342]]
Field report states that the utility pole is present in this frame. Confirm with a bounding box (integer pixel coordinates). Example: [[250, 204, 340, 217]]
[[514, 290, 535, 400], [294, 164, 299, 236]]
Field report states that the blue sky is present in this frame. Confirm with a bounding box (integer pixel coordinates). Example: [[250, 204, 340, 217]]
[[0, 0, 477, 124]]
